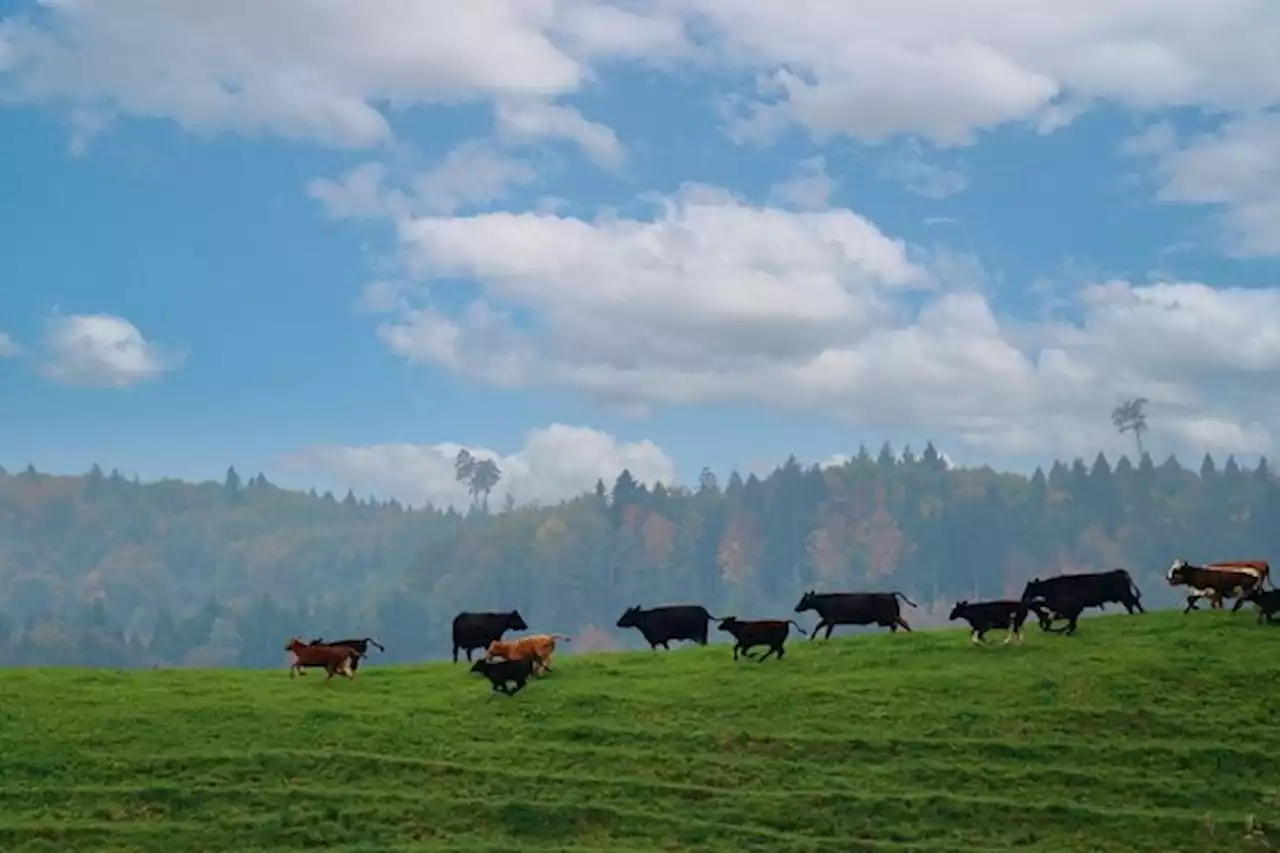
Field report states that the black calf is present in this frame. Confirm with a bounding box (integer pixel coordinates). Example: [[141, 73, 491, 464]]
[[717, 618, 807, 662], [469, 655, 541, 696], [948, 600, 1032, 646], [1240, 588, 1280, 625]]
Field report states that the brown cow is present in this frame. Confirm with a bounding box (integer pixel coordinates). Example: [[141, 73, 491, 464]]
[[1168, 559, 1271, 614], [285, 638, 357, 680], [485, 633, 571, 676]]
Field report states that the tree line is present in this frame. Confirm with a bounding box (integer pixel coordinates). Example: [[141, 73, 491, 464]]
[[0, 442, 1275, 667]]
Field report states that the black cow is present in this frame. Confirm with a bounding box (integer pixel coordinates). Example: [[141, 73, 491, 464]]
[[307, 637, 384, 672], [452, 610, 528, 663], [469, 654, 541, 696], [717, 617, 807, 661], [616, 605, 719, 649], [948, 600, 1034, 646], [793, 590, 917, 637], [1020, 569, 1144, 633], [1239, 588, 1280, 625]]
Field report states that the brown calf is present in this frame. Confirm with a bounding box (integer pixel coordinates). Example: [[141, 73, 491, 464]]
[[285, 638, 357, 680], [486, 633, 572, 676]]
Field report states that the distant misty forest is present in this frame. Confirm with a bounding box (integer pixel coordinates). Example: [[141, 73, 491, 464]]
[[1, 435, 1275, 667]]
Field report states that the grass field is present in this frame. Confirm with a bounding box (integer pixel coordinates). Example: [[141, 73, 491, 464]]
[[1, 610, 1277, 853]]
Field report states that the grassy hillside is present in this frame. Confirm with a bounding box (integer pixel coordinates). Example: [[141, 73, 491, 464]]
[[1, 611, 1276, 853]]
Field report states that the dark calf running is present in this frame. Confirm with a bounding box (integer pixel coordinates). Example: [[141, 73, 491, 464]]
[[308, 636, 384, 671], [717, 617, 807, 661], [948, 600, 1033, 646], [452, 610, 528, 663], [1240, 588, 1280, 624], [469, 654, 541, 696]]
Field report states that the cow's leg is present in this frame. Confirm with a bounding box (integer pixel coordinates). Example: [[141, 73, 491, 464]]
[[1230, 595, 1249, 614], [896, 617, 912, 632], [823, 622, 836, 640], [1182, 595, 1199, 614], [1002, 623, 1015, 645], [1065, 612, 1080, 635], [508, 678, 527, 696], [773, 643, 786, 660], [757, 645, 778, 662], [970, 630, 982, 646]]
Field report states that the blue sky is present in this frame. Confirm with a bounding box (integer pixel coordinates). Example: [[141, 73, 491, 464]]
[[1, 0, 1278, 508]]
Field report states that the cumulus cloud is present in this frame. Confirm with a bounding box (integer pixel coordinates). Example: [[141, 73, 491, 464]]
[[7, 0, 1276, 154], [361, 184, 1280, 459], [691, 0, 1280, 146], [0, 331, 19, 358], [0, 0, 685, 149], [308, 142, 541, 222], [495, 99, 626, 169], [1126, 114, 1280, 258], [878, 141, 968, 199], [278, 423, 676, 510], [770, 156, 836, 211], [39, 314, 184, 388]]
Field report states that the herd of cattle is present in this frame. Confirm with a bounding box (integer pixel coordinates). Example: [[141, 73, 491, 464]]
[[284, 558, 1279, 694]]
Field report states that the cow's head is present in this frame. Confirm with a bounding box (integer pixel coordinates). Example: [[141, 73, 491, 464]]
[[284, 637, 306, 652], [1167, 558, 1188, 583], [616, 606, 644, 629], [948, 601, 969, 621], [794, 591, 818, 613], [1020, 578, 1044, 601], [506, 610, 529, 631]]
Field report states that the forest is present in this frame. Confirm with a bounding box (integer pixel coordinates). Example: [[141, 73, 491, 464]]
[[1, 440, 1275, 668]]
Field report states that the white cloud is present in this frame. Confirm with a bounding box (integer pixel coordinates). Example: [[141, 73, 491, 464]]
[[495, 99, 626, 169], [878, 141, 968, 199], [0, 0, 688, 148], [366, 185, 1280, 459], [770, 156, 836, 211], [0, 331, 18, 358], [691, 0, 1280, 146], [411, 141, 540, 214], [307, 162, 405, 221], [1128, 114, 1280, 258], [8, 0, 1276, 155], [278, 423, 676, 510], [308, 142, 540, 222], [40, 314, 184, 388]]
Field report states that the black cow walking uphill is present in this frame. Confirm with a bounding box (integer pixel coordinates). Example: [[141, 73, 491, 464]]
[[1020, 569, 1144, 636], [616, 605, 719, 649], [793, 590, 917, 637], [717, 618, 807, 661], [307, 637, 385, 672], [451, 610, 528, 663]]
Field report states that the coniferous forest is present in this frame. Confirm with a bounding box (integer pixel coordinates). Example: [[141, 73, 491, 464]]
[[1, 442, 1275, 668]]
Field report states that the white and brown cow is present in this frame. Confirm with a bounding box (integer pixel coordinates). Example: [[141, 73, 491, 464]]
[[1168, 559, 1271, 614]]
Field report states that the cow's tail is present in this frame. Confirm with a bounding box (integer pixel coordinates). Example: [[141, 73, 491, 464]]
[[701, 608, 721, 621], [893, 592, 919, 609], [363, 638, 385, 652], [549, 634, 572, 642], [1124, 569, 1143, 601], [787, 620, 809, 637]]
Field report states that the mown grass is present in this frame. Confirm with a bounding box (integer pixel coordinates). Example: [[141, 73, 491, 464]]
[[1, 610, 1277, 852]]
